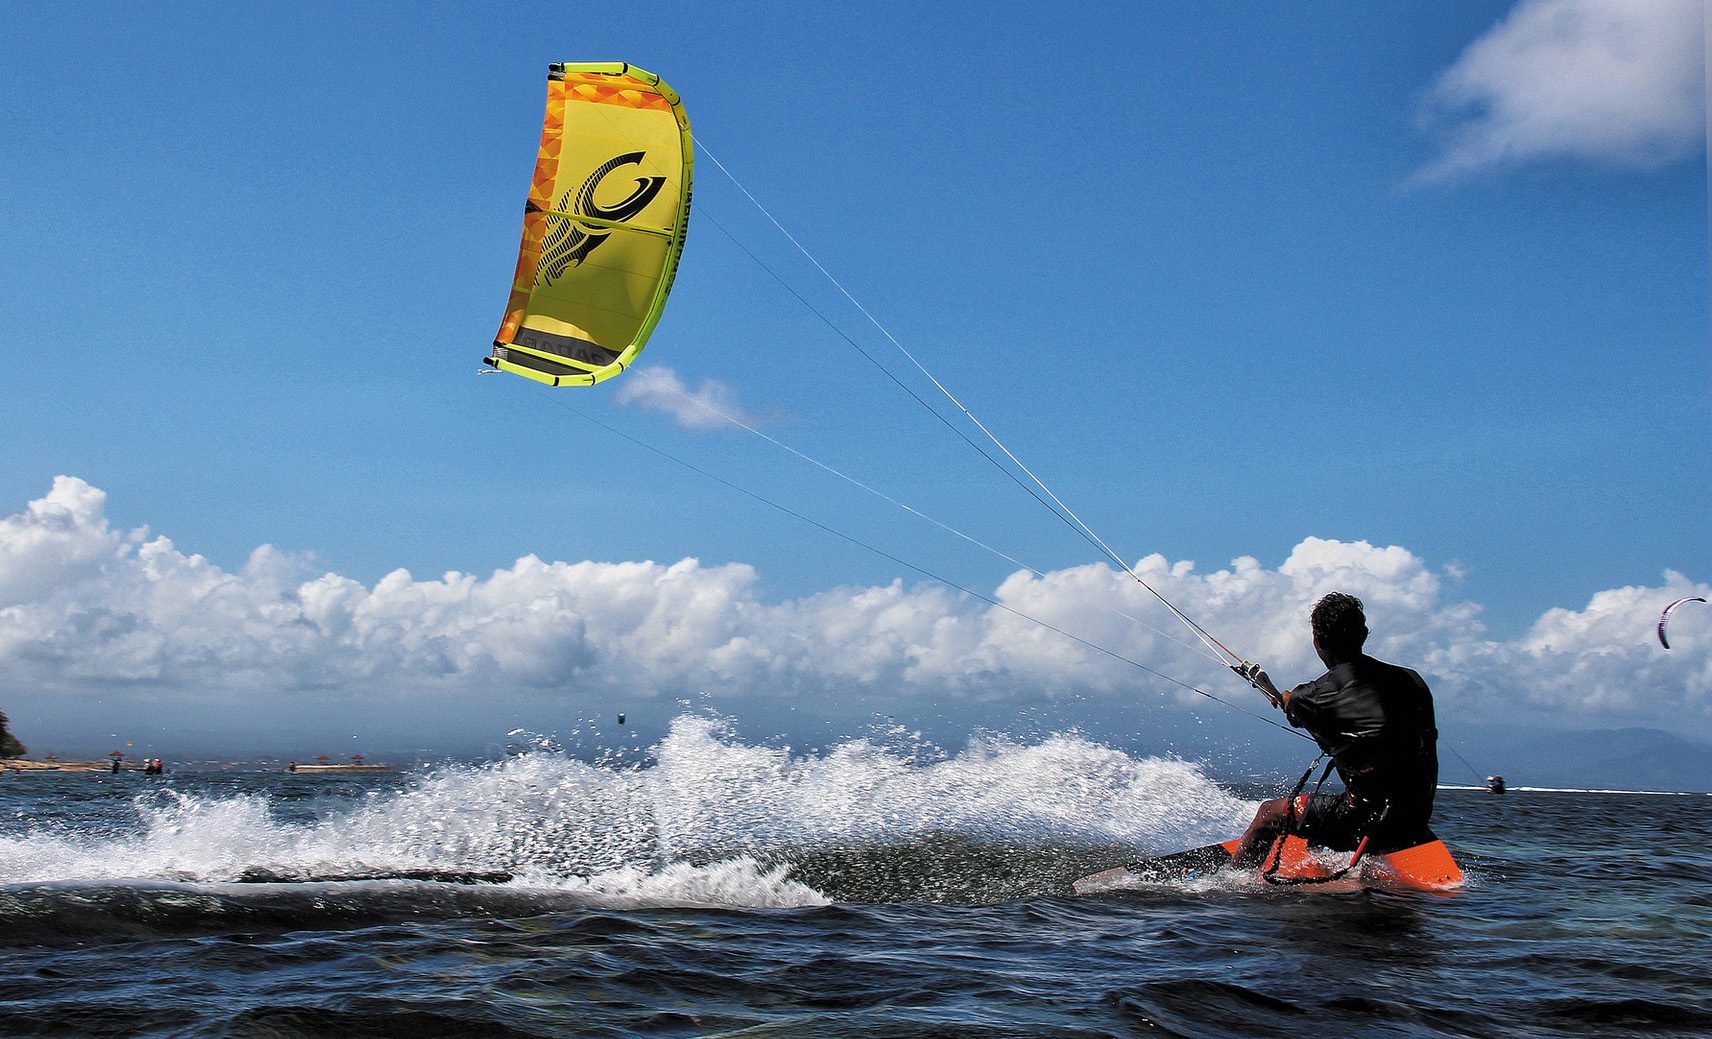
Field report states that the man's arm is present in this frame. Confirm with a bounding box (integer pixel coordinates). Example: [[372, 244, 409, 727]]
[[1235, 663, 1291, 709]]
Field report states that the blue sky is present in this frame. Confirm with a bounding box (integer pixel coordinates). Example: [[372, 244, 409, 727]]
[[0, 1, 1707, 759]]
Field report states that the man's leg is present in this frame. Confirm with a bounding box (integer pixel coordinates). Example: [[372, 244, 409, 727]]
[[1232, 796, 1291, 867]]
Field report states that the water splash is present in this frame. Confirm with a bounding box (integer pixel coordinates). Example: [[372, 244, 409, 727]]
[[0, 715, 1254, 906]]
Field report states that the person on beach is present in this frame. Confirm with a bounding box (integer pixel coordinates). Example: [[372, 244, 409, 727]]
[[1230, 592, 1439, 864]]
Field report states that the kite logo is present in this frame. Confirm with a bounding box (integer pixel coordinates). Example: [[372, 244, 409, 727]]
[[537, 152, 666, 284]]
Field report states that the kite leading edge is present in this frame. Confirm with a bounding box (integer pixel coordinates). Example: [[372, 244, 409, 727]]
[[488, 63, 693, 387], [1659, 596, 1708, 650]]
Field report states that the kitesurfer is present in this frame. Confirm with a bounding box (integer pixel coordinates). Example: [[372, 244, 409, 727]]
[[1230, 592, 1439, 865]]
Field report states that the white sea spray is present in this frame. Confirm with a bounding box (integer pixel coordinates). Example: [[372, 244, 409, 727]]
[[0, 714, 1255, 907]]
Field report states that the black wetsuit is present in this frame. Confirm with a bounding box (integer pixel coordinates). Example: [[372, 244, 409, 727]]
[[1283, 655, 1439, 853]]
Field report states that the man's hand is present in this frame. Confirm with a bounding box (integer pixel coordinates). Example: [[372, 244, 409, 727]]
[[1234, 661, 1284, 708]]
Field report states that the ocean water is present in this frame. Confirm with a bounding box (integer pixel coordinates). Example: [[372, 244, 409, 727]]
[[2, 716, 1709, 1038]]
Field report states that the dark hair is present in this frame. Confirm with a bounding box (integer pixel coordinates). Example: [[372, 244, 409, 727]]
[[1311, 592, 1368, 654]]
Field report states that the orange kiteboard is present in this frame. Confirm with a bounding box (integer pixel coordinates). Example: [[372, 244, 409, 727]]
[[1072, 833, 1463, 894]]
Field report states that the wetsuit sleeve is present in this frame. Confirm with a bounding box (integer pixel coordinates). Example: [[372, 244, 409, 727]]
[[1283, 679, 1326, 731]]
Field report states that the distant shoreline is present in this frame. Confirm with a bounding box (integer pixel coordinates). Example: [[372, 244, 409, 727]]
[[1, 758, 133, 773], [287, 763, 395, 774], [1438, 783, 1712, 797], [4, 760, 1701, 794]]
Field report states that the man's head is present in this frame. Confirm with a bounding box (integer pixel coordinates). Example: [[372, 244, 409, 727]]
[[1310, 592, 1368, 663]]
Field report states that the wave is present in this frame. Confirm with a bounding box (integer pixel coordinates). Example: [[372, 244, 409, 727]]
[[0, 715, 1254, 908]]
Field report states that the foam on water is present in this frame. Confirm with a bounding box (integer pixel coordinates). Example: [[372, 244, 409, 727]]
[[0, 715, 1254, 906]]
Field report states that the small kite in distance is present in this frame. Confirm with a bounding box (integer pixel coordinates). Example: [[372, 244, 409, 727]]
[[1658, 596, 1708, 649]]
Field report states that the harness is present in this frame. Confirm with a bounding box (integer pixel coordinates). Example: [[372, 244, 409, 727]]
[[1259, 753, 1389, 887]]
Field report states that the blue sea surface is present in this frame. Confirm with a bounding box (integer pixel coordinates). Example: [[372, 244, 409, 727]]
[[2, 718, 1709, 1038]]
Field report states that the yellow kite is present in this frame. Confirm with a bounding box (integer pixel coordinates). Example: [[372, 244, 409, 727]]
[[487, 63, 693, 387]]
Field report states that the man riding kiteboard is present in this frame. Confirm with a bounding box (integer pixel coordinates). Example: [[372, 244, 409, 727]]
[[1074, 591, 1458, 893], [1230, 591, 1439, 867]]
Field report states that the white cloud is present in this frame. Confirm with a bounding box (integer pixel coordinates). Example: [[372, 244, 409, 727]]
[[611, 366, 764, 431], [0, 476, 126, 605], [1415, 0, 1704, 182], [0, 478, 1707, 735]]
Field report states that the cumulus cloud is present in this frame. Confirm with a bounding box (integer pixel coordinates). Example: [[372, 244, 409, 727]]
[[611, 366, 765, 431], [0, 478, 1707, 736], [1414, 0, 1705, 182]]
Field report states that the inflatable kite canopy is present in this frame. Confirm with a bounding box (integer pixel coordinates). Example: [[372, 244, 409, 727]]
[[488, 63, 694, 387], [1659, 596, 1707, 649]]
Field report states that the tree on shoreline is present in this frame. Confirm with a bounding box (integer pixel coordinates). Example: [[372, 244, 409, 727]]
[[0, 709, 25, 758]]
